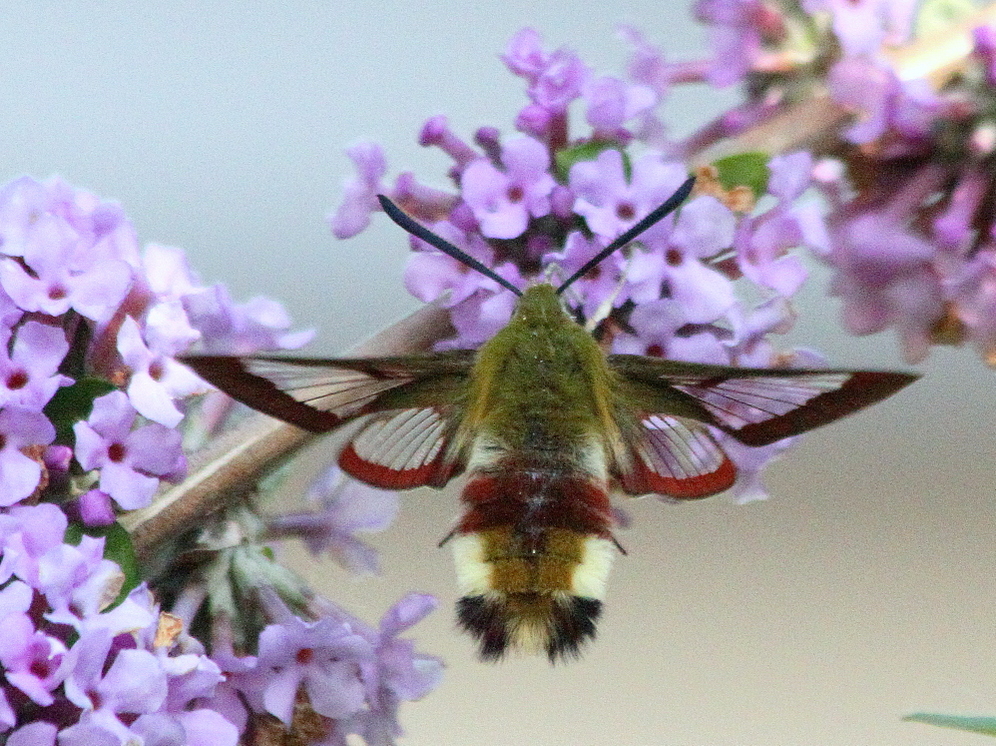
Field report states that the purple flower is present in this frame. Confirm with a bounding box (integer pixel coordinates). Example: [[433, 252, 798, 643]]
[[444, 281, 521, 349], [118, 311, 204, 427], [569, 149, 688, 240], [254, 615, 372, 724], [501, 28, 550, 79], [974, 24, 996, 86], [0, 579, 32, 618], [35, 535, 127, 630], [5, 721, 57, 746], [268, 465, 399, 575], [133, 641, 239, 746], [734, 152, 816, 297], [403, 222, 502, 307], [0, 176, 56, 258], [73, 489, 117, 527], [0, 612, 67, 706], [718, 434, 798, 504], [370, 593, 442, 703], [0, 503, 68, 587], [952, 248, 996, 363], [0, 321, 71, 412], [329, 142, 388, 239], [141, 243, 201, 300], [62, 631, 168, 744], [502, 28, 586, 147], [183, 284, 314, 355], [339, 594, 443, 746], [827, 57, 940, 148], [528, 48, 588, 113], [130, 710, 238, 746], [0, 408, 56, 507], [202, 633, 258, 736], [693, 0, 779, 86], [460, 137, 555, 239], [610, 298, 729, 364], [583, 75, 657, 140], [73, 391, 186, 510], [0, 212, 132, 322], [623, 194, 737, 323], [827, 208, 943, 362], [809, 0, 917, 56], [419, 116, 479, 170]]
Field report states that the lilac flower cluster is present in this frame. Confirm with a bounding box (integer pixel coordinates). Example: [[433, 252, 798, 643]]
[[0, 503, 238, 745], [0, 176, 440, 743], [692, 0, 996, 363], [331, 29, 831, 502]]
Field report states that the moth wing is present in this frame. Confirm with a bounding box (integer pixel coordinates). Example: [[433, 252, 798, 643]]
[[182, 351, 474, 432], [339, 405, 465, 489], [608, 355, 917, 447], [182, 352, 475, 488], [613, 412, 736, 499]]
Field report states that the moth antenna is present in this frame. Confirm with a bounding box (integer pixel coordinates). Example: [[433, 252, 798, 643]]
[[556, 175, 696, 294], [377, 194, 523, 297]]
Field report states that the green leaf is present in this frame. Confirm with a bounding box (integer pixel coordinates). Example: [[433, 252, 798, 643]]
[[44, 378, 117, 444], [904, 713, 996, 736], [66, 521, 142, 607], [554, 141, 628, 182], [712, 152, 771, 199]]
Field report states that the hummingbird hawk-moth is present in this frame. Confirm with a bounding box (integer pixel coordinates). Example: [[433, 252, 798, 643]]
[[183, 177, 917, 662]]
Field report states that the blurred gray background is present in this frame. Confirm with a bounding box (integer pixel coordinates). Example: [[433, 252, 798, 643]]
[[5, 2, 996, 744]]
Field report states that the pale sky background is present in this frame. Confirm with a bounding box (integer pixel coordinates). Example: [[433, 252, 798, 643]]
[[5, 2, 996, 744]]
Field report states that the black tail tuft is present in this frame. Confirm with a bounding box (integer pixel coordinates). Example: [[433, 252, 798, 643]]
[[546, 596, 601, 662], [456, 593, 602, 663]]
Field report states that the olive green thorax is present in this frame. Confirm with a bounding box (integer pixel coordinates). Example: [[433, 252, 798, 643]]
[[461, 283, 619, 460]]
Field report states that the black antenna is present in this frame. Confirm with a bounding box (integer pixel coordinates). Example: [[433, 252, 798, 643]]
[[556, 175, 696, 294], [377, 194, 523, 297]]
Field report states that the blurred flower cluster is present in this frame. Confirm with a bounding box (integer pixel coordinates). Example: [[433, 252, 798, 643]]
[[694, 0, 996, 364], [0, 177, 440, 745]]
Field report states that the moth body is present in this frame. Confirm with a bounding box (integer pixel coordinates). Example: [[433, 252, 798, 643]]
[[450, 284, 622, 660]]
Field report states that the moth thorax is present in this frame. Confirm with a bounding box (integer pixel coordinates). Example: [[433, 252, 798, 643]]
[[450, 529, 616, 661]]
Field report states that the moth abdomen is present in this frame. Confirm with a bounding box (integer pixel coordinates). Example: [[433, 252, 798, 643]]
[[450, 458, 618, 661]]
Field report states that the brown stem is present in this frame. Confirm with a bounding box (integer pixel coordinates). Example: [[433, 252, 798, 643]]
[[123, 301, 455, 560]]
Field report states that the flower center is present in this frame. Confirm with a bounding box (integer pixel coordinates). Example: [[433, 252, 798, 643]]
[[646, 344, 664, 357], [6, 370, 28, 390], [616, 202, 635, 221], [149, 360, 164, 381], [296, 647, 314, 665], [30, 658, 52, 679], [665, 248, 683, 266], [506, 184, 524, 203], [47, 284, 68, 301], [107, 442, 127, 463]]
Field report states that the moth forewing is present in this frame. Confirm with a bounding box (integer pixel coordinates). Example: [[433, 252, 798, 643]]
[[182, 352, 475, 432], [605, 354, 918, 448]]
